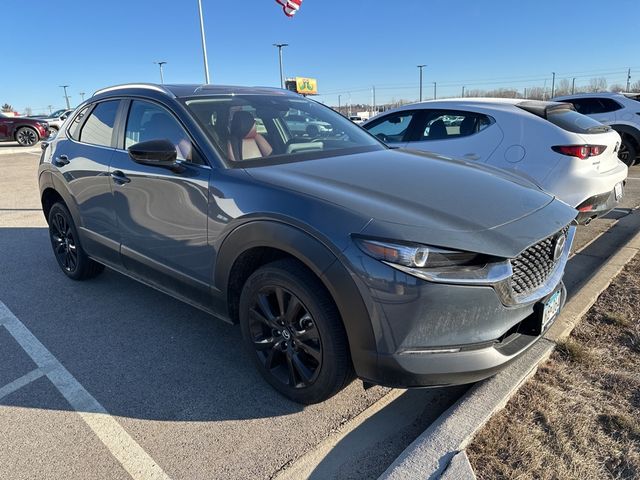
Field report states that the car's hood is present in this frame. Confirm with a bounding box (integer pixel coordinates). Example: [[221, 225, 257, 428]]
[[247, 150, 576, 253]]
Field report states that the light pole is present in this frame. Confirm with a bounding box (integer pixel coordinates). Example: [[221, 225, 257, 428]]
[[461, 86, 465, 98], [571, 78, 576, 95], [47, 105, 53, 114], [433, 82, 437, 100], [154, 61, 167, 84], [417, 64, 426, 102], [338, 94, 341, 115], [273, 43, 289, 89], [79, 92, 85, 102], [197, 0, 211, 83], [551, 72, 556, 98], [627, 68, 632, 92], [59, 85, 70, 109]]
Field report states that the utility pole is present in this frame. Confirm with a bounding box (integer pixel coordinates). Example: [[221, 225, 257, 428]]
[[461, 86, 465, 98], [273, 44, 288, 89], [79, 92, 85, 102], [47, 105, 53, 114], [417, 65, 427, 102], [433, 82, 437, 100], [154, 61, 167, 84], [551, 72, 556, 98], [372, 86, 376, 116], [348, 92, 352, 118], [338, 94, 341, 115], [571, 77, 576, 95], [627, 68, 632, 91], [197, 0, 211, 83], [59, 85, 70, 109], [524, 88, 527, 99]]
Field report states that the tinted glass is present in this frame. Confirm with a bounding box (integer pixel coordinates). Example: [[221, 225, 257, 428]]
[[365, 112, 415, 143], [125, 100, 199, 163], [79, 101, 119, 147], [418, 111, 492, 141], [185, 95, 382, 164], [546, 109, 610, 134]]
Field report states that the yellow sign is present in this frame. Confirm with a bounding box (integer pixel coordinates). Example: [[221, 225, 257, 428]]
[[295, 77, 318, 95]]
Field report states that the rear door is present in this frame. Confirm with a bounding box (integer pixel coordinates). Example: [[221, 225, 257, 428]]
[[363, 110, 420, 148], [109, 98, 213, 308], [406, 109, 503, 162], [54, 100, 122, 266]]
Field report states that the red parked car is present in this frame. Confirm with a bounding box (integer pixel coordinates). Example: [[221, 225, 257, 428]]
[[0, 112, 49, 146]]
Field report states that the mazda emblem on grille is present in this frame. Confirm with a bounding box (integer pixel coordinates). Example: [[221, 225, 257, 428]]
[[553, 234, 567, 262]]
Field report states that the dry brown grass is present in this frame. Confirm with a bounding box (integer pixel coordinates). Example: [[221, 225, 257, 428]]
[[468, 254, 640, 480]]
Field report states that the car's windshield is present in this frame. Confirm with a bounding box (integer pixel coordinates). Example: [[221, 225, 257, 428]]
[[183, 94, 384, 165]]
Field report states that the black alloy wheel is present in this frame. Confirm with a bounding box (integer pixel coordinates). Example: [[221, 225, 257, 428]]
[[50, 210, 78, 274], [248, 285, 323, 389], [47, 202, 104, 280], [618, 137, 637, 166], [239, 259, 353, 404], [16, 127, 38, 146]]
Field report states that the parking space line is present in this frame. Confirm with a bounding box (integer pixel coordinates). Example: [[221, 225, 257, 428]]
[[0, 368, 46, 401], [0, 302, 171, 480]]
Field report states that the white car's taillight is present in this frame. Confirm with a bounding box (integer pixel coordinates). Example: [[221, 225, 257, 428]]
[[552, 145, 606, 160]]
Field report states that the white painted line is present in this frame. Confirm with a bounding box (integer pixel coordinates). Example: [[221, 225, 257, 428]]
[[627, 177, 640, 180], [0, 368, 47, 401], [0, 302, 171, 480]]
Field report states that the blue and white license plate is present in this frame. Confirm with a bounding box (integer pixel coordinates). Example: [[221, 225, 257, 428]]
[[542, 290, 562, 331], [614, 182, 624, 201]]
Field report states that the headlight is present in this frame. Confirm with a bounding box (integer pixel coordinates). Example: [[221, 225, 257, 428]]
[[354, 238, 482, 269]]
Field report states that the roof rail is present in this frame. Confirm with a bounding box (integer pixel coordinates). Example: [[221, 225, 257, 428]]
[[92, 83, 175, 98]]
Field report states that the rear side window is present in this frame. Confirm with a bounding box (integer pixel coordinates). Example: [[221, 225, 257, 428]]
[[417, 111, 493, 141], [78, 101, 119, 147], [365, 111, 416, 142], [68, 106, 90, 141], [546, 109, 610, 134], [569, 98, 622, 115]]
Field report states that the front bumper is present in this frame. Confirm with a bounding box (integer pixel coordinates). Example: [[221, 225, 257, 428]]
[[343, 227, 574, 389], [366, 284, 566, 387]]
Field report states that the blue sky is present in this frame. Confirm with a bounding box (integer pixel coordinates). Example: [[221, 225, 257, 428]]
[[2, 0, 639, 113]]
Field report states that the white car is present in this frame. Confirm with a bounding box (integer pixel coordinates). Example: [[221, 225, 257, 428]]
[[552, 92, 640, 166], [363, 98, 628, 224]]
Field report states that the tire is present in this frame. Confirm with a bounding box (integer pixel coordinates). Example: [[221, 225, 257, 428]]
[[618, 135, 637, 167], [48, 202, 104, 280], [15, 126, 39, 146], [239, 258, 353, 404], [48, 126, 59, 138]]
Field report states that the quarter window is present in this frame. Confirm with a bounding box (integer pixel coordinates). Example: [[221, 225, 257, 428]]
[[78, 101, 119, 147], [569, 98, 622, 115]]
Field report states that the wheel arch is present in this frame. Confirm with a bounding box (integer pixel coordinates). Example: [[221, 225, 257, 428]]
[[610, 124, 640, 148], [39, 171, 82, 228], [215, 220, 378, 378]]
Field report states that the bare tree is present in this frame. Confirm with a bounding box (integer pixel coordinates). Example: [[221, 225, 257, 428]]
[[554, 79, 572, 96], [588, 77, 608, 93], [629, 80, 640, 93], [525, 87, 546, 100], [1, 103, 13, 113], [24, 107, 33, 116]]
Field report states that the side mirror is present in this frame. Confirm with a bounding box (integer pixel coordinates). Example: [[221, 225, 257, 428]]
[[128, 139, 183, 172]]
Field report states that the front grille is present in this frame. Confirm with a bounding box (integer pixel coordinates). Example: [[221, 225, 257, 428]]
[[510, 227, 569, 296]]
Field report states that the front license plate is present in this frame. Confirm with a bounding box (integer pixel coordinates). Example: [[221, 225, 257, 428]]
[[614, 182, 624, 201], [542, 290, 562, 331]]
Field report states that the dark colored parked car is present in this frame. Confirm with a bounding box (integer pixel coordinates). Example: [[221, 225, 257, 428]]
[[0, 112, 49, 146], [38, 84, 577, 403]]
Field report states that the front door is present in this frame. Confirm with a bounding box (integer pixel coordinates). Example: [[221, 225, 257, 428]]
[[109, 99, 213, 308]]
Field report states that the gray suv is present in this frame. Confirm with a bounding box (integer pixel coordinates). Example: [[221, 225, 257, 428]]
[[38, 84, 577, 403]]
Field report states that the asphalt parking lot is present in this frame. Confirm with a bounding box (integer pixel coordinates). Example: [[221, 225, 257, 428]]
[[1, 142, 639, 480]]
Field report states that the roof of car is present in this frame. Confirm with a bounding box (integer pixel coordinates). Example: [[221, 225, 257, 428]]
[[93, 83, 296, 98], [552, 92, 628, 100]]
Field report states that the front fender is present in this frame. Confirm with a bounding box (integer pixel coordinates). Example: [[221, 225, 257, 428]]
[[214, 220, 378, 378]]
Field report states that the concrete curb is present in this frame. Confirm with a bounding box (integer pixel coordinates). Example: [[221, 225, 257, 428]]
[[379, 211, 640, 480]]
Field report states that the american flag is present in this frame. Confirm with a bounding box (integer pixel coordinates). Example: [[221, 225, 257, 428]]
[[275, 0, 303, 17]]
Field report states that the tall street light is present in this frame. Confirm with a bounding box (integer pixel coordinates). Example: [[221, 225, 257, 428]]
[[338, 94, 342, 115], [433, 82, 437, 100], [197, 0, 211, 83], [79, 92, 85, 102], [417, 65, 427, 102], [551, 72, 556, 98], [273, 43, 288, 89], [59, 85, 71, 109], [155, 61, 167, 84]]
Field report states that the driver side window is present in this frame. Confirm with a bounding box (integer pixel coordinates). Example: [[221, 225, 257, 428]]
[[366, 112, 415, 143], [125, 101, 203, 164]]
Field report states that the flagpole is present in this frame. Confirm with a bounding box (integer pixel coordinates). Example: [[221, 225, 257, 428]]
[[197, 0, 211, 84]]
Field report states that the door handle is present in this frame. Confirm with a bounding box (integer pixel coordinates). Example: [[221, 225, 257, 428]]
[[110, 170, 131, 185], [53, 154, 70, 167]]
